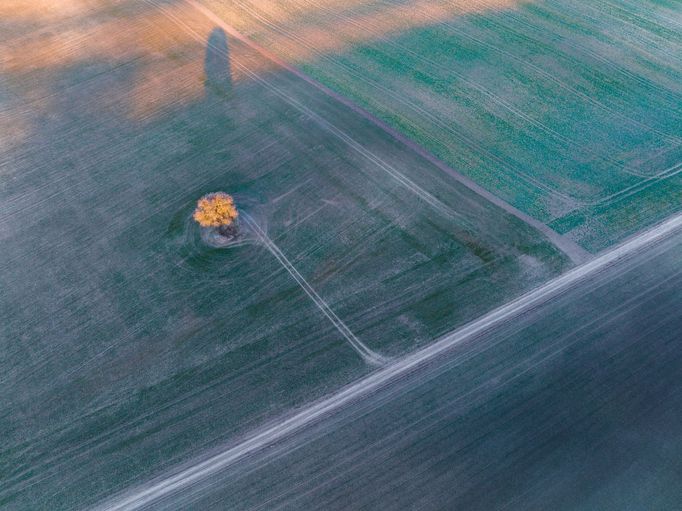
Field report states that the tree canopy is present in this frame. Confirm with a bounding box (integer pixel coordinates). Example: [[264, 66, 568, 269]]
[[193, 192, 238, 227]]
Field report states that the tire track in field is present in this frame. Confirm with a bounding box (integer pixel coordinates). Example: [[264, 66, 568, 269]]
[[441, 0, 682, 111], [586, 161, 682, 208], [230, 0, 577, 203], [232, 0, 678, 210], [233, 0, 681, 209], [92, 212, 682, 511], [242, 213, 388, 366], [239, 0, 671, 179], [485, 1, 682, 106], [566, 0, 682, 59], [253, 266, 682, 511], [315, 0, 681, 143], [150, 0, 590, 263], [150, 0, 478, 226]]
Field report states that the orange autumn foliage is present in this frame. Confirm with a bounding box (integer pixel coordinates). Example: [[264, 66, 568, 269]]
[[193, 192, 239, 227]]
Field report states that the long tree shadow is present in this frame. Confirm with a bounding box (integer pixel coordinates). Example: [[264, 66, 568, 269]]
[[204, 27, 232, 98]]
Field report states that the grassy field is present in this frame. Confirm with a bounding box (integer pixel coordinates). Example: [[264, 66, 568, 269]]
[[0, 1, 576, 508], [201, 0, 682, 252], [183, 228, 682, 511]]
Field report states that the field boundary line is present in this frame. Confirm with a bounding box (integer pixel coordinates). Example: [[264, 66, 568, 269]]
[[180, 0, 591, 265], [93, 213, 682, 511]]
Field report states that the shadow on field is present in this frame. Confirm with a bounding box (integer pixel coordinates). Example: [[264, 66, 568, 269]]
[[204, 27, 232, 98]]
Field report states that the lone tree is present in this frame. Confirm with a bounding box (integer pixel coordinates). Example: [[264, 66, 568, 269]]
[[193, 192, 239, 237]]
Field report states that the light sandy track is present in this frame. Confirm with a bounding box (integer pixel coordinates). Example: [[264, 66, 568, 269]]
[[175, 0, 591, 265], [93, 212, 682, 511], [242, 214, 387, 366]]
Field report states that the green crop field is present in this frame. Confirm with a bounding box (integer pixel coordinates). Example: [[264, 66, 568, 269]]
[[204, 0, 682, 252], [1, 1, 680, 509]]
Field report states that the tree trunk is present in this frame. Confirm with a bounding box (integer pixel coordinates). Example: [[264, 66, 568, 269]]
[[217, 223, 238, 238]]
